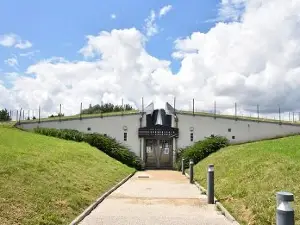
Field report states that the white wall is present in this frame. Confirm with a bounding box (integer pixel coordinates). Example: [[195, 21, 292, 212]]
[[19, 112, 300, 158], [19, 114, 142, 157], [177, 113, 300, 148]]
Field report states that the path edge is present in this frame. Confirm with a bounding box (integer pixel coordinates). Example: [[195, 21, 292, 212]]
[[69, 171, 136, 225], [184, 172, 240, 225]]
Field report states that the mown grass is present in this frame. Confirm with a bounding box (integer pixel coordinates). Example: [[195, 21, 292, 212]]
[[20, 110, 139, 123], [0, 127, 134, 225], [178, 110, 300, 125], [194, 135, 300, 225]]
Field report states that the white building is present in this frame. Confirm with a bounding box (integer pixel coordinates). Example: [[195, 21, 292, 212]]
[[18, 102, 300, 169]]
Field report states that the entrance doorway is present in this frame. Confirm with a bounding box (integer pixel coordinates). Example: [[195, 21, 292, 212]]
[[145, 139, 173, 169]]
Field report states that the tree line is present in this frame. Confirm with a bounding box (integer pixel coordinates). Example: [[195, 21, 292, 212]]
[[0, 109, 11, 121], [81, 103, 133, 114]]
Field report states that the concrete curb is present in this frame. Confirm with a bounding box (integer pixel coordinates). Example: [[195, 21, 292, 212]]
[[184, 172, 240, 225], [69, 171, 136, 225]]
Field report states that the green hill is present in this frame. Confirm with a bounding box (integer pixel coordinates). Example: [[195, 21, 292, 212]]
[[0, 126, 134, 225], [194, 135, 300, 225]]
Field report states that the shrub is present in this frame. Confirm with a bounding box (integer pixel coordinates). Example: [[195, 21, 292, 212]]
[[33, 127, 142, 170], [175, 135, 229, 170]]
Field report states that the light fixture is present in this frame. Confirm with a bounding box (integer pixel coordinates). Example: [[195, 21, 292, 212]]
[[123, 125, 128, 131], [189, 126, 194, 132]]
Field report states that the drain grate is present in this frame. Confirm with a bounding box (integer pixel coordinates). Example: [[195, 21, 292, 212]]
[[137, 175, 150, 178]]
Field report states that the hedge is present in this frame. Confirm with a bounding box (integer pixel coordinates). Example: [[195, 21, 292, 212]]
[[33, 127, 143, 170], [175, 135, 229, 170]]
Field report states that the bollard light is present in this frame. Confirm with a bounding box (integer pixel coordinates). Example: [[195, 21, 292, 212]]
[[181, 158, 185, 175], [189, 159, 194, 184], [276, 191, 294, 225], [207, 164, 214, 204]]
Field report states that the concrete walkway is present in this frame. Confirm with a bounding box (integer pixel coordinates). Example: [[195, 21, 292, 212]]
[[79, 170, 236, 225]]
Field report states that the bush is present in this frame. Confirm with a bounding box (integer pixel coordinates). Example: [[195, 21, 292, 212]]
[[175, 135, 229, 170], [33, 127, 142, 170]]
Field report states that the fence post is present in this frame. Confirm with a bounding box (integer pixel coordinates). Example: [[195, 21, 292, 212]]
[[207, 164, 215, 204], [121, 98, 124, 116], [257, 104, 260, 122], [173, 97, 176, 114], [181, 158, 185, 175], [214, 101, 216, 119], [189, 159, 194, 184], [192, 99, 195, 116], [80, 102, 82, 120], [234, 102, 237, 120], [278, 105, 281, 124], [276, 191, 294, 225], [38, 106, 41, 123]]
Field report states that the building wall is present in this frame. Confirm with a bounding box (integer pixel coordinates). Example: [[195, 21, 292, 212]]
[[177, 113, 300, 148], [18, 114, 142, 157]]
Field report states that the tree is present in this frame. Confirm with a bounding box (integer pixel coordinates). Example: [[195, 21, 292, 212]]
[[0, 109, 11, 121], [81, 102, 134, 115]]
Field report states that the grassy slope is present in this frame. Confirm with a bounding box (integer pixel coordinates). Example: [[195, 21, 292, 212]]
[[194, 136, 300, 225], [0, 127, 134, 225], [178, 110, 300, 125]]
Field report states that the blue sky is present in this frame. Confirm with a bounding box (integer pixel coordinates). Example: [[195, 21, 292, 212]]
[[0, 0, 299, 118], [0, 0, 220, 79]]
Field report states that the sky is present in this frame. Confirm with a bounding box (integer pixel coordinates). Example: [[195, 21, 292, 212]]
[[1, 0, 300, 120]]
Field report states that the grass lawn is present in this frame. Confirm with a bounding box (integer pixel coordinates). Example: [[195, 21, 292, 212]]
[[194, 136, 300, 225], [20, 110, 139, 124], [178, 110, 300, 125], [0, 127, 135, 225]]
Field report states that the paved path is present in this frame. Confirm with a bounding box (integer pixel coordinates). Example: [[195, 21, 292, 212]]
[[79, 170, 236, 225]]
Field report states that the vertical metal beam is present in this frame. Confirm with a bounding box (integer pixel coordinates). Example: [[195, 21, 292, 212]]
[[293, 112, 295, 123], [173, 97, 176, 114], [192, 99, 195, 116], [80, 102, 82, 120], [121, 98, 124, 116], [235, 102, 237, 121], [214, 101, 216, 119], [278, 105, 281, 124], [38, 106, 41, 123], [257, 104, 260, 122]]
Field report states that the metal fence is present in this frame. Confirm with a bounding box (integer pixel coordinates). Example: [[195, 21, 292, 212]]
[[5, 98, 300, 124]]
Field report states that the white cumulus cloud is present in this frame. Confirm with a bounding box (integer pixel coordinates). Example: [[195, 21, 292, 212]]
[[1, 0, 300, 120], [0, 33, 32, 49], [144, 10, 158, 37], [159, 5, 172, 17]]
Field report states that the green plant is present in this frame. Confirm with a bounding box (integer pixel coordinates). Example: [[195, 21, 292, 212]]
[[0, 126, 134, 225], [0, 109, 11, 121], [33, 128, 142, 170], [175, 135, 229, 170]]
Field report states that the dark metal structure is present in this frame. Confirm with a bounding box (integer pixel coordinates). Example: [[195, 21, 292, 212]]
[[140, 106, 178, 169]]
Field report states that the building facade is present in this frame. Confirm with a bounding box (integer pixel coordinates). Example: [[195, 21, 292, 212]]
[[18, 102, 300, 169]]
